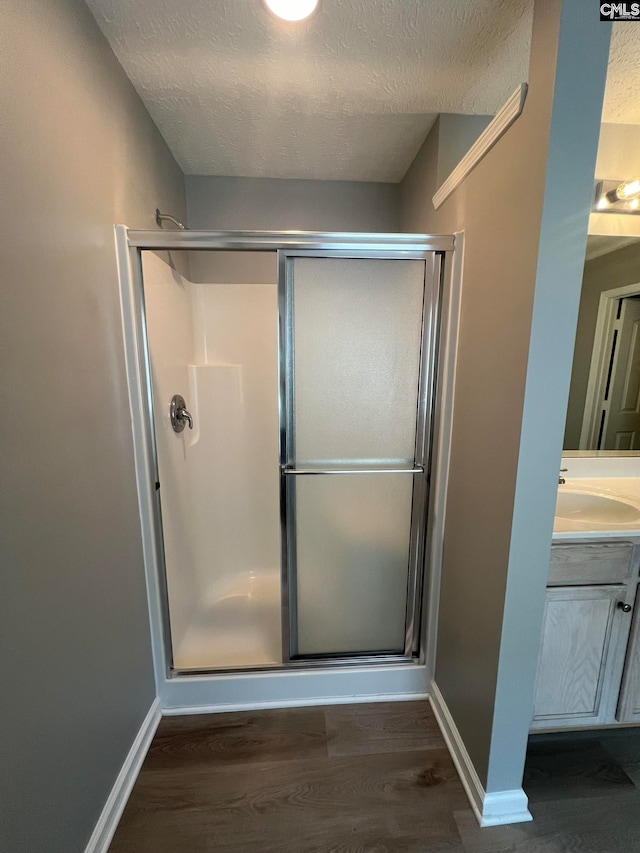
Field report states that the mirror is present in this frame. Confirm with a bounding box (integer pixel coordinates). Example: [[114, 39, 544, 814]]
[[564, 234, 640, 453], [564, 22, 640, 456]]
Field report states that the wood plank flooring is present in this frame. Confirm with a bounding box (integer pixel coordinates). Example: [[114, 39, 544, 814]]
[[109, 702, 640, 853]]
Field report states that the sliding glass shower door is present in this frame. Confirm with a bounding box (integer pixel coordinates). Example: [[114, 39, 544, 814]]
[[279, 253, 441, 662]]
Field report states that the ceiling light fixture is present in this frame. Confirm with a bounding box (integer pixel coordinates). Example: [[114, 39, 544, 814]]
[[594, 180, 640, 215], [263, 0, 318, 22]]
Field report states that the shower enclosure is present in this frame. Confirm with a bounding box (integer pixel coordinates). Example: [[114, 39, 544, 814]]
[[118, 230, 452, 683]]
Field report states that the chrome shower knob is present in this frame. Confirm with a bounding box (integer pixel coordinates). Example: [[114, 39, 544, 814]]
[[169, 394, 194, 433]]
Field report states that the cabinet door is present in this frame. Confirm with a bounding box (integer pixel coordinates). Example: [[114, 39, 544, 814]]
[[617, 587, 640, 723], [531, 586, 633, 730]]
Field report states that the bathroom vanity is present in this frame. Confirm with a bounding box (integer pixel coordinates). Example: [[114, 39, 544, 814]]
[[532, 477, 640, 731]]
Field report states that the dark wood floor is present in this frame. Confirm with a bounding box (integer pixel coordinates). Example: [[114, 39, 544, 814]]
[[109, 701, 640, 852]]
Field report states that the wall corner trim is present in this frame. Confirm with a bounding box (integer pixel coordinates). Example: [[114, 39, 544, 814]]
[[432, 83, 528, 211], [428, 682, 532, 827], [84, 698, 161, 853]]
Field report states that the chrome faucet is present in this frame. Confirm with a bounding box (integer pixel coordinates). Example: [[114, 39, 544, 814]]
[[559, 468, 568, 485]]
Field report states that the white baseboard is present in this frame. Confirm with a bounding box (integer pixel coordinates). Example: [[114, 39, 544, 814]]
[[85, 698, 161, 853], [428, 681, 532, 827], [480, 789, 533, 827]]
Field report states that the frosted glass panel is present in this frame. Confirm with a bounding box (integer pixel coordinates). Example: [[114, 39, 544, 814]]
[[292, 258, 425, 465], [294, 473, 413, 655]]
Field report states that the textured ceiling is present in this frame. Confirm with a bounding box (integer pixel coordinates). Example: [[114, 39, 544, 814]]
[[85, 1, 639, 182], [603, 25, 640, 124], [86, 0, 534, 181]]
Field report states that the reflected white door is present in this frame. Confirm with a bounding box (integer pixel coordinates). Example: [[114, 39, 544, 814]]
[[280, 254, 441, 660], [602, 297, 640, 450]]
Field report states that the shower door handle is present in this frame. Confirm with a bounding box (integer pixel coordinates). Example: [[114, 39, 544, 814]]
[[282, 466, 423, 475], [170, 394, 194, 432]]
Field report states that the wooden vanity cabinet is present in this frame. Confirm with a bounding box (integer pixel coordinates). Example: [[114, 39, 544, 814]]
[[618, 585, 640, 723], [531, 541, 639, 731]]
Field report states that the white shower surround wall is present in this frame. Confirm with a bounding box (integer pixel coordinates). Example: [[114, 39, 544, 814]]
[[142, 252, 282, 670], [117, 227, 462, 714]]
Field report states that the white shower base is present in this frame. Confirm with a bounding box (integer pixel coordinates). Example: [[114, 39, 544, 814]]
[[171, 569, 282, 670]]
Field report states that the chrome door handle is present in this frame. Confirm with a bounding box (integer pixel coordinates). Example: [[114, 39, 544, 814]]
[[170, 394, 194, 433]]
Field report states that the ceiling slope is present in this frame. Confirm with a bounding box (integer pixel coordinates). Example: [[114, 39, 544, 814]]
[[86, 0, 535, 181]]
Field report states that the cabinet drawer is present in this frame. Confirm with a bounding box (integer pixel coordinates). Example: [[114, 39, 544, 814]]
[[548, 543, 634, 586]]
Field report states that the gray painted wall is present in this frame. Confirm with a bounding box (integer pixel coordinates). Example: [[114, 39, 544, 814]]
[[565, 242, 640, 448], [186, 175, 401, 231], [0, 1, 187, 850], [186, 175, 400, 282], [436, 114, 493, 189], [190, 251, 278, 284], [400, 0, 609, 793]]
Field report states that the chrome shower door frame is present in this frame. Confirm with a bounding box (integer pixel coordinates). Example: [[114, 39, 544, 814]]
[[120, 228, 451, 678], [278, 248, 443, 666]]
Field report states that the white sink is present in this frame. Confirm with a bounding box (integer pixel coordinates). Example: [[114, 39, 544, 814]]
[[555, 490, 640, 525]]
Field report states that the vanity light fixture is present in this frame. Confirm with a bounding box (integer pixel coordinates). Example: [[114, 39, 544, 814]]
[[615, 179, 640, 200], [594, 179, 640, 214], [263, 0, 318, 22]]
